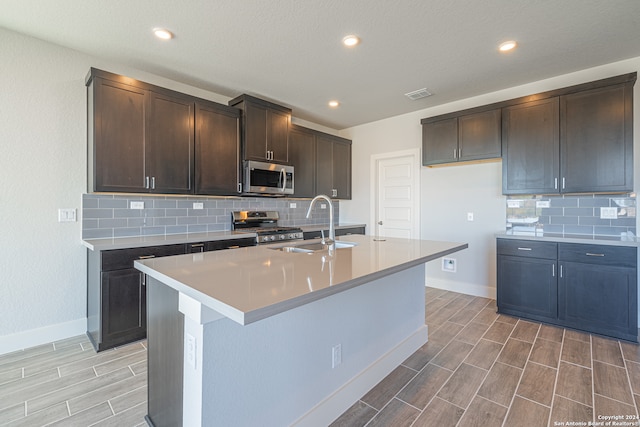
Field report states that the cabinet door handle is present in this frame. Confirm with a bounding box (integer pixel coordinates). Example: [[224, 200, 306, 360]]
[[586, 253, 605, 257], [517, 247, 532, 251], [552, 264, 555, 277], [138, 255, 156, 260], [226, 245, 240, 249], [237, 182, 242, 193], [562, 177, 565, 189], [145, 176, 150, 189], [151, 176, 156, 189], [554, 178, 558, 190], [560, 264, 563, 278]]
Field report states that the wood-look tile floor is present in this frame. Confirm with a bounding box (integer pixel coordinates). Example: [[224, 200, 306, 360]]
[[1, 288, 638, 426], [0, 337, 147, 426], [331, 287, 640, 427]]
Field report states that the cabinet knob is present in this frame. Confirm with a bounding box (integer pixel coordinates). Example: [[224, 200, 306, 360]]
[[378, 221, 383, 225]]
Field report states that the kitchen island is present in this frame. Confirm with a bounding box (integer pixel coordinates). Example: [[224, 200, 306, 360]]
[[135, 234, 467, 426]]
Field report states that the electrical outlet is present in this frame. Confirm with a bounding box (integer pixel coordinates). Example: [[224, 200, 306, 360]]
[[186, 334, 196, 369], [467, 212, 474, 221], [442, 258, 457, 273], [289, 202, 297, 208], [332, 344, 342, 368], [600, 207, 618, 219], [130, 201, 144, 210], [320, 203, 327, 209], [193, 202, 204, 210], [536, 200, 551, 208]]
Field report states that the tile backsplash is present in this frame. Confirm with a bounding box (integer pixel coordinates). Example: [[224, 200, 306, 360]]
[[82, 194, 338, 239], [506, 193, 636, 237]]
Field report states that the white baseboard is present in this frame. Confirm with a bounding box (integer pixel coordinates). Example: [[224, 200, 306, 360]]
[[0, 318, 87, 355], [426, 278, 497, 300], [292, 325, 428, 427]]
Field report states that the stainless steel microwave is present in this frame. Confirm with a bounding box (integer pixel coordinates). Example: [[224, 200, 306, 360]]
[[243, 160, 294, 196]]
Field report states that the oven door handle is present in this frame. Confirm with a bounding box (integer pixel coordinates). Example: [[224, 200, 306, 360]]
[[280, 168, 286, 193]]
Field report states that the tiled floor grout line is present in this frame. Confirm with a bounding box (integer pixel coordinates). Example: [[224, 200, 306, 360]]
[[546, 327, 565, 425], [589, 333, 596, 423], [499, 319, 533, 427]]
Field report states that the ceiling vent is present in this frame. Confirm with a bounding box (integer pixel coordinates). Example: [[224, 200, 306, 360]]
[[404, 88, 432, 101]]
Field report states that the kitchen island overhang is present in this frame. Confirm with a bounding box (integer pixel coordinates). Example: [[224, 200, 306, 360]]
[[136, 235, 468, 426]]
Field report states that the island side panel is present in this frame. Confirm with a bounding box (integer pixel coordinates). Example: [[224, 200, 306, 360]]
[[195, 265, 426, 426], [146, 277, 184, 427]]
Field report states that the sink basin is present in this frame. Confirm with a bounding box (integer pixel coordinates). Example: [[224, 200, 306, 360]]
[[270, 240, 358, 253]]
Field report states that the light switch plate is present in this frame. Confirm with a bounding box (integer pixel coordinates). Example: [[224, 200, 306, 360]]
[[507, 200, 522, 208], [58, 208, 76, 222], [600, 207, 618, 219], [130, 201, 144, 210]]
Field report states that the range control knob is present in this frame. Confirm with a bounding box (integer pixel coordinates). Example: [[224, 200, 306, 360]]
[[269, 235, 275, 241], [279, 234, 286, 240]]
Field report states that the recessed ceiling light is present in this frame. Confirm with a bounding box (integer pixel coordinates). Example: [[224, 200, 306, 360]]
[[342, 35, 360, 47], [328, 100, 340, 108], [499, 40, 517, 52], [153, 28, 174, 40]]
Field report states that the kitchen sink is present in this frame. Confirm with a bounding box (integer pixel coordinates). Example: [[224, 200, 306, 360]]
[[270, 240, 358, 253]]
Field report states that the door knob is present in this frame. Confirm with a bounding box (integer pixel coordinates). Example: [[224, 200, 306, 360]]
[[377, 221, 383, 225]]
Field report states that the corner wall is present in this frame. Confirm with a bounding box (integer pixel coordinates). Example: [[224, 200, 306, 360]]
[[340, 56, 640, 299]]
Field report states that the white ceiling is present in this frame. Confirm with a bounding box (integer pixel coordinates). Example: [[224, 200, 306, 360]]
[[2, 0, 640, 129]]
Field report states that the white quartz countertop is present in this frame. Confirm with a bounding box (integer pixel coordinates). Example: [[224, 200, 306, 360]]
[[134, 235, 468, 325], [496, 231, 639, 247], [82, 231, 255, 251]]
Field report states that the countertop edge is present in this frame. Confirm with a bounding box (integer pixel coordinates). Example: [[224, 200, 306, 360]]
[[82, 231, 257, 251], [495, 232, 639, 247]]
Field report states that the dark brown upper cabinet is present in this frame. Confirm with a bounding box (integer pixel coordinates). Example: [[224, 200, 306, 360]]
[[501, 73, 635, 194], [229, 94, 291, 164], [560, 82, 634, 193], [316, 134, 352, 199], [288, 124, 317, 198], [147, 91, 194, 194], [422, 108, 501, 166], [195, 101, 242, 195], [502, 97, 560, 194], [88, 76, 148, 192], [288, 124, 352, 199], [87, 68, 242, 196]]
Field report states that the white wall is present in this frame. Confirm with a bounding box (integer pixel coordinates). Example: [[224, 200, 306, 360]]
[[340, 56, 640, 299], [0, 28, 236, 354]]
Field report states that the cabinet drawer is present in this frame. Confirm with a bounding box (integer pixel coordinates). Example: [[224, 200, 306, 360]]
[[205, 237, 256, 251], [497, 239, 557, 259], [558, 243, 637, 268], [102, 244, 186, 271]]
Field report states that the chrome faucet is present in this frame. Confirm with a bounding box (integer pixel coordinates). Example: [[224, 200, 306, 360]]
[[306, 195, 335, 252]]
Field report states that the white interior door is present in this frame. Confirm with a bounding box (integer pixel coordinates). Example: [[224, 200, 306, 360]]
[[371, 149, 420, 238]]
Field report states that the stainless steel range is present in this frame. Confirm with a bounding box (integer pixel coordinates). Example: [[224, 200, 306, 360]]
[[232, 211, 303, 244]]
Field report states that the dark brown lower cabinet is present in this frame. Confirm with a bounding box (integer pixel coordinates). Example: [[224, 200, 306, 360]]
[[497, 238, 638, 342], [87, 238, 256, 352], [87, 244, 186, 352]]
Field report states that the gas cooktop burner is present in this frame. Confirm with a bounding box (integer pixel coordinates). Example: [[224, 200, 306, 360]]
[[231, 211, 303, 244]]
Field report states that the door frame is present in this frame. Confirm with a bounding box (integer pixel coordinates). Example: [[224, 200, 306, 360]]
[[370, 148, 421, 238]]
